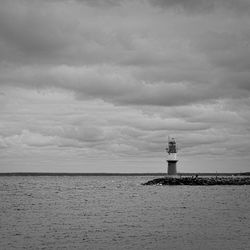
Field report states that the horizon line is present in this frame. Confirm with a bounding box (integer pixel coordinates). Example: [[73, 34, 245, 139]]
[[0, 172, 249, 176]]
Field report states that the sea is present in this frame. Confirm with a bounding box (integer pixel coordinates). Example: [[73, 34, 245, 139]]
[[0, 176, 249, 250]]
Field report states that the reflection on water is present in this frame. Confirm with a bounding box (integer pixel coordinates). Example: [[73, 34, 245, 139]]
[[0, 176, 249, 250]]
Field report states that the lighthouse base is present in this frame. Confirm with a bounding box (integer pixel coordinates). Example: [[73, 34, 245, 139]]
[[167, 160, 178, 175]]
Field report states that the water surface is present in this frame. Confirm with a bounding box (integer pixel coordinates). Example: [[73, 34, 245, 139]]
[[0, 176, 249, 249]]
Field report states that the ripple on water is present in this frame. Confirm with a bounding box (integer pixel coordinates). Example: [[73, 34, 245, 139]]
[[0, 176, 249, 250]]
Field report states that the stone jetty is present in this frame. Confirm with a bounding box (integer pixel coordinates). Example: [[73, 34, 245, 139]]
[[142, 176, 250, 186]]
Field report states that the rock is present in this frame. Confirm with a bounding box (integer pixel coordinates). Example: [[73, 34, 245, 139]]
[[142, 176, 250, 186]]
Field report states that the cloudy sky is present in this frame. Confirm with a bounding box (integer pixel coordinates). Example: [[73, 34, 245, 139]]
[[0, 0, 250, 173]]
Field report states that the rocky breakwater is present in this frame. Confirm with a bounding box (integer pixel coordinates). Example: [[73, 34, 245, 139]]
[[142, 176, 250, 186]]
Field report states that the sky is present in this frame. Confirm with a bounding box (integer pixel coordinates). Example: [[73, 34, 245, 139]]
[[0, 0, 250, 173]]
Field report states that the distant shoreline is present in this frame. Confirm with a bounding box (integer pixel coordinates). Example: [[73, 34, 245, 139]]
[[0, 172, 249, 176]]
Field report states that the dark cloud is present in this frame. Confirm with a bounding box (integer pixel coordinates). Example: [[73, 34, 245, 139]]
[[0, 64, 230, 107], [76, 0, 123, 7], [150, 0, 250, 14], [0, 0, 250, 172], [151, 0, 215, 12]]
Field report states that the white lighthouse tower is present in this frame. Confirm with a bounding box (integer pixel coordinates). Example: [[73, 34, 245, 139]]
[[166, 137, 178, 175]]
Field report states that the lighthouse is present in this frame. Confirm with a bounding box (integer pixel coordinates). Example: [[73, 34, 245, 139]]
[[166, 137, 178, 175]]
